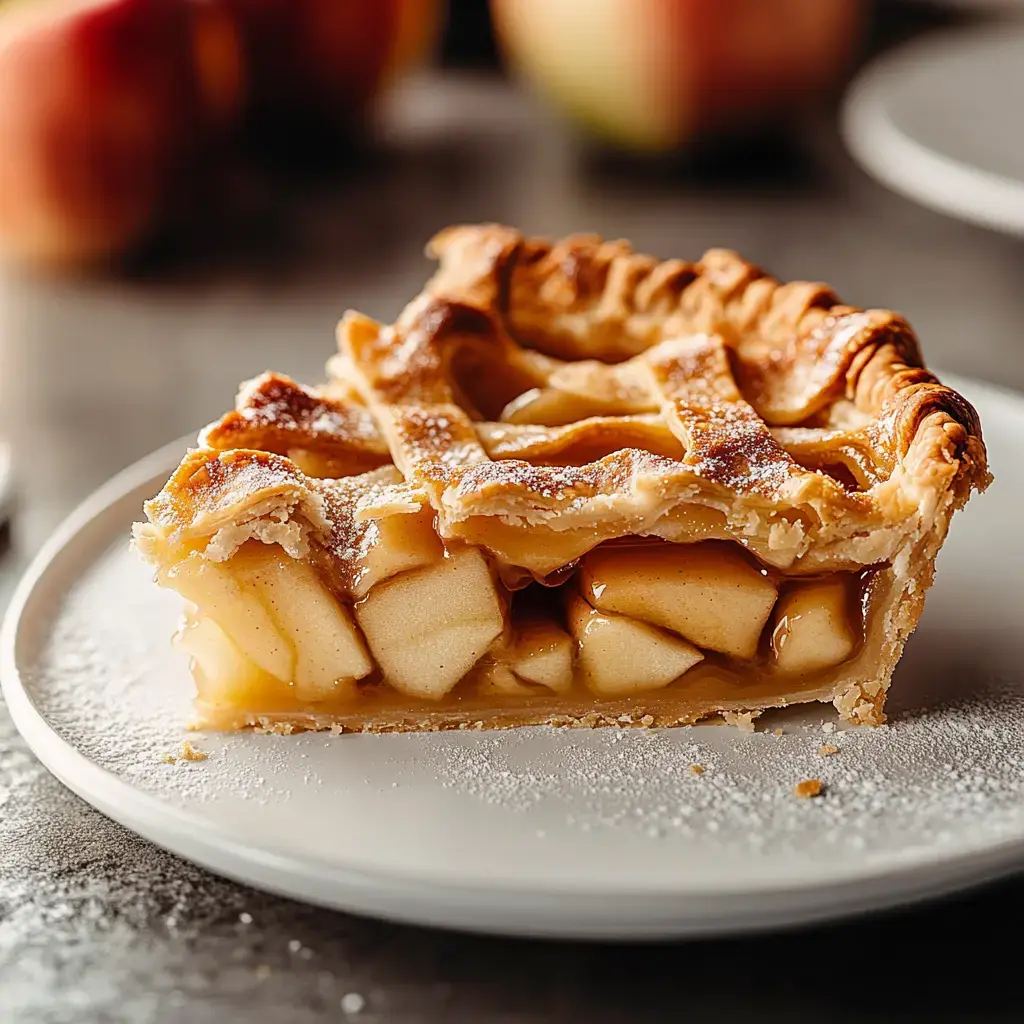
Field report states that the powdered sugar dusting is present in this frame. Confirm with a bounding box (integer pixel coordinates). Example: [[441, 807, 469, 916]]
[[12, 525, 1024, 892], [380, 690, 1024, 861]]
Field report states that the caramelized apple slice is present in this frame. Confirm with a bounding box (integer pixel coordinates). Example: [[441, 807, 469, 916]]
[[163, 554, 293, 681], [287, 449, 376, 480], [501, 387, 611, 426], [353, 507, 444, 597], [230, 544, 371, 702], [475, 663, 539, 697], [356, 547, 505, 700], [771, 579, 856, 674], [580, 542, 777, 660], [176, 616, 281, 708], [508, 620, 574, 693], [567, 596, 703, 696]]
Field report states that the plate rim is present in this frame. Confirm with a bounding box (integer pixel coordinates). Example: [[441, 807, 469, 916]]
[[3, 378, 1024, 938], [841, 24, 1024, 237]]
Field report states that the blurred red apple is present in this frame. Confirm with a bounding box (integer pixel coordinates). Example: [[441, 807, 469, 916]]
[[0, 0, 443, 268], [0, 0, 201, 266], [223, 0, 443, 140], [492, 0, 865, 150]]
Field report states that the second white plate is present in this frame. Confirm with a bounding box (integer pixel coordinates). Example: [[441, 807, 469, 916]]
[[842, 25, 1024, 235], [2, 376, 1024, 939]]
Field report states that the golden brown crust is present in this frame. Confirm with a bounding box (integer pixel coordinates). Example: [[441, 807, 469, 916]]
[[200, 372, 390, 477], [420, 224, 986, 482], [143, 225, 989, 576]]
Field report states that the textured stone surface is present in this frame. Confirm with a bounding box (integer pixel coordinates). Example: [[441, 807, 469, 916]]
[[2, 73, 1023, 1023]]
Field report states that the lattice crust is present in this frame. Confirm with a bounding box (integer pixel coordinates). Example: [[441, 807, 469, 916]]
[[136, 225, 991, 728], [176, 225, 988, 575]]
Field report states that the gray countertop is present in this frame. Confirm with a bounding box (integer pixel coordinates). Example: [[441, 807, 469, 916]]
[[2, 74, 1023, 1023]]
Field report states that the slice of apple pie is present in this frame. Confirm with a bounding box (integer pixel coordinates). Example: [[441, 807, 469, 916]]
[[133, 225, 990, 733]]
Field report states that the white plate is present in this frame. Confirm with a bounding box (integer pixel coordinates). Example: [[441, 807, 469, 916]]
[[2, 376, 1023, 940], [842, 26, 1024, 235]]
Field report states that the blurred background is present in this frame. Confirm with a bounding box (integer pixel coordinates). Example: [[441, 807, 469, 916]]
[[5, 4, 1024, 1019], [0, 0, 1022, 546]]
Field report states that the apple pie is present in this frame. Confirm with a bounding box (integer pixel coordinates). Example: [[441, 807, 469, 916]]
[[133, 225, 990, 733]]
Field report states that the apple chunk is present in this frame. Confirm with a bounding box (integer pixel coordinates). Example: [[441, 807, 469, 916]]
[[508, 620, 574, 693], [356, 547, 504, 700], [162, 553, 293, 681], [771, 579, 856, 674], [475, 663, 539, 698], [579, 542, 777, 660], [230, 544, 372, 702], [353, 507, 443, 597], [176, 616, 280, 708], [567, 597, 703, 697]]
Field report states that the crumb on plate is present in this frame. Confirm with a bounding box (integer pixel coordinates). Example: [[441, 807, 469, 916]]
[[794, 778, 824, 799], [179, 740, 208, 762], [722, 710, 760, 733]]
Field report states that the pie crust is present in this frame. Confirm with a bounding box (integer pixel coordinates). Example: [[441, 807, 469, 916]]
[[133, 225, 990, 733]]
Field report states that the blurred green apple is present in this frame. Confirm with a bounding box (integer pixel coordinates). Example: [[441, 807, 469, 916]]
[[492, 0, 865, 150]]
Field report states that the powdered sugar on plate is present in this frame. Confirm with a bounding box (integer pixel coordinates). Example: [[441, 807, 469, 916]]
[[406, 693, 1024, 860]]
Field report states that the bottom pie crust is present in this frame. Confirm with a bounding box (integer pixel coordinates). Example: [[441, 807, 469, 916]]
[[191, 682, 865, 735]]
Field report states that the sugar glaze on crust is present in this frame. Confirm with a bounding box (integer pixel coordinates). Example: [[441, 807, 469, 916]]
[[135, 225, 990, 731]]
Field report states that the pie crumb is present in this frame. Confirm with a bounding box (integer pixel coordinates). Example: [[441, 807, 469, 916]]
[[640, 714, 655, 727], [722, 710, 760, 733], [689, 764, 705, 775], [818, 744, 840, 757], [773, 728, 784, 736], [794, 778, 824, 799], [253, 716, 296, 735], [178, 740, 208, 762], [158, 751, 176, 764]]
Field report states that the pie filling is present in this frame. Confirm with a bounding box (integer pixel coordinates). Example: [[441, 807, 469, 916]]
[[159, 528, 884, 730]]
